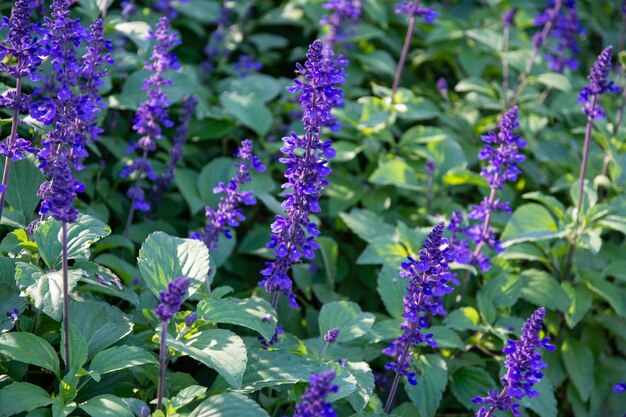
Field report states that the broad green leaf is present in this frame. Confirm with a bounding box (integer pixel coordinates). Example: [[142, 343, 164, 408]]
[[175, 0, 221, 23], [78, 394, 133, 417], [339, 209, 395, 243], [33, 214, 111, 269], [25, 269, 82, 321], [0, 382, 52, 417], [189, 392, 270, 417], [522, 191, 565, 220], [562, 283, 592, 328], [197, 157, 237, 203], [444, 307, 481, 331], [520, 270, 570, 313], [197, 297, 277, 341], [138, 231, 210, 298], [70, 301, 133, 358], [5, 158, 44, 217], [357, 238, 408, 267], [0, 332, 60, 377], [369, 156, 422, 191], [221, 75, 281, 103], [428, 326, 465, 350], [482, 274, 524, 307], [174, 168, 204, 215], [220, 92, 272, 136], [583, 276, 625, 317], [449, 367, 495, 410], [377, 266, 406, 320], [61, 323, 88, 372], [466, 29, 503, 51], [345, 361, 375, 413], [0, 283, 24, 331], [113, 21, 151, 49], [501, 204, 564, 246], [317, 236, 338, 287], [455, 77, 496, 96], [404, 354, 447, 417], [90, 346, 157, 377], [535, 73, 572, 92], [561, 338, 594, 401], [520, 378, 557, 417], [168, 329, 246, 389], [476, 291, 496, 325], [169, 385, 208, 410], [319, 301, 375, 343]]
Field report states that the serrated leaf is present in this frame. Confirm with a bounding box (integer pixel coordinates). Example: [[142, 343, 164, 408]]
[[70, 301, 133, 358], [449, 367, 495, 410], [0, 332, 60, 377], [138, 231, 210, 298], [5, 158, 44, 218], [197, 297, 277, 341], [561, 338, 594, 401], [444, 307, 481, 331], [501, 203, 564, 246], [319, 301, 375, 343], [520, 270, 570, 313], [345, 361, 375, 413], [520, 377, 557, 417], [369, 156, 422, 191], [168, 329, 247, 389], [404, 354, 447, 417], [0, 382, 52, 417], [428, 326, 465, 350], [535, 73, 572, 92], [220, 92, 272, 136], [169, 385, 208, 410], [89, 345, 157, 376], [78, 394, 133, 417], [25, 269, 82, 321], [189, 392, 269, 417], [61, 323, 88, 372], [339, 209, 395, 243], [377, 266, 407, 320]]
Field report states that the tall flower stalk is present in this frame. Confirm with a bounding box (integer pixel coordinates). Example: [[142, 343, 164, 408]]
[[390, 1, 439, 96], [258, 40, 343, 309], [321, 0, 362, 52], [190, 139, 265, 251], [154, 276, 190, 410], [0, 0, 44, 220], [383, 222, 456, 413], [472, 307, 555, 417], [122, 16, 179, 237], [565, 46, 619, 276], [294, 370, 338, 417]]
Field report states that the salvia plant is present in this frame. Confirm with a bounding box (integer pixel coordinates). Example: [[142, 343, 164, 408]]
[[0, 1, 624, 417]]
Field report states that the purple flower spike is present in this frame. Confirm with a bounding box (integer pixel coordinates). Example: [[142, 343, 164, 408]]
[[123, 16, 180, 213], [395, 1, 439, 23], [579, 46, 620, 119], [259, 40, 344, 309], [502, 8, 517, 27], [190, 139, 265, 251], [321, 0, 363, 50], [233, 55, 262, 78], [154, 276, 190, 322], [324, 327, 340, 344], [614, 382, 626, 393], [383, 222, 457, 385], [184, 311, 196, 327], [294, 370, 339, 417], [472, 307, 555, 417]]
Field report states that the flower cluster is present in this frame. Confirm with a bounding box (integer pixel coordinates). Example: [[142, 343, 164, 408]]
[[151, 95, 198, 205], [384, 222, 456, 384], [324, 327, 340, 344], [154, 276, 190, 321], [153, 0, 189, 19], [320, 0, 363, 50], [448, 106, 524, 271], [395, 1, 439, 23], [203, 5, 233, 73], [614, 382, 626, 393], [190, 139, 265, 250], [472, 307, 555, 417], [294, 370, 339, 417], [121, 16, 180, 212], [259, 40, 343, 308], [502, 8, 517, 27], [579, 45, 620, 119], [233, 55, 263, 77]]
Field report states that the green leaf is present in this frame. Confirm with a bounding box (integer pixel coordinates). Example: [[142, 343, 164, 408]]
[[197, 157, 237, 203], [476, 291, 496, 325], [377, 266, 406, 320], [168, 329, 246, 389], [501, 204, 564, 247], [221, 75, 281, 103], [169, 385, 208, 410], [197, 297, 277, 341], [113, 21, 151, 49], [174, 168, 204, 215], [319, 301, 375, 342], [561, 338, 594, 401], [345, 361, 375, 413], [138, 231, 210, 298], [522, 191, 565, 220], [0, 382, 52, 417], [220, 92, 272, 136], [454, 77, 496, 96], [189, 392, 270, 417], [175, 0, 221, 23], [520, 270, 570, 313], [89, 345, 157, 377], [0, 332, 60, 377], [535, 73, 572, 92], [33, 214, 111, 269], [482, 274, 523, 307], [449, 367, 495, 410], [0, 283, 24, 331], [583, 276, 625, 317], [5, 158, 44, 217], [428, 326, 465, 350], [369, 156, 421, 191], [24, 269, 82, 321], [444, 307, 481, 331], [339, 209, 395, 243], [404, 354, 447, 417], [317, 236, 338, 287], [562, 283, 592, 328], [78, 394, 133, 417], [466, 29, 503, 51], [70, 301, 133, 358], [520, 378, 557, 417], [61, 323, 88, 372]]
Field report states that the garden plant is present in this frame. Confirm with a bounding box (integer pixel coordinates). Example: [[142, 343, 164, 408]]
[[0, 0, 625, 416]]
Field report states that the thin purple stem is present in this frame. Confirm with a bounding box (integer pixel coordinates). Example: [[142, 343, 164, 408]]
[[391, 2, 420, 96], [62, 221, 70, 372], [565, 93, 598, 277], [0, 77, 24, 221], [156, 320, 168, 410]]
